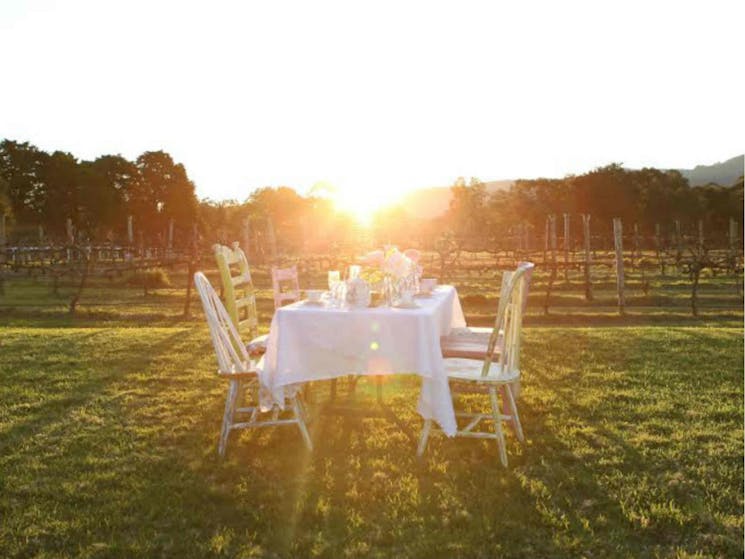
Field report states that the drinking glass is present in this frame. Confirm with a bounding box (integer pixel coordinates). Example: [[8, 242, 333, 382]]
[[328, 270, 341, 305]]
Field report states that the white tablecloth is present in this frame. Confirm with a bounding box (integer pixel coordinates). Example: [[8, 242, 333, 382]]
[[258, 285, 466, 436]]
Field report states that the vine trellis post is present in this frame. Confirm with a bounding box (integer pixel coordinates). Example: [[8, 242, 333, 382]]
[[543, 214, 558, 315], [563, 213, 570, 283], [582, 214, 592, 301], [266, 216, 278, 264], [242, 217, 251, 259], [127, 215, 134, 245], [613, 217, 625, 314]]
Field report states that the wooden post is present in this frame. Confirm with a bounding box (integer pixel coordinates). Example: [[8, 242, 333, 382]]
[[633, 223, 640, 269], [613, 218, 625, 314], [66, 217, 74, 263], [582, 214, 592, 301], [563, 213, 570, 282], [168, 219, 174, 251], [543, 215, 558, 315], [729, 218, 741, 294], [242, 217, 251, 258], [697, 219, 704, 251], [729, 218, 738, 255], [550, 214, 557, 260], [266, 216, 278, 263], [543, 217, 549, 264], [0, 214, 5, 294], [654, 223, 665, 276], [674, 220, 682, 265], [127, 215, 134, 245]]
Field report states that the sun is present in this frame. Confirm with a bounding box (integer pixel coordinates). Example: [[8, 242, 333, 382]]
[[310, 181, 402, 226], [333, 193, 382, 226]]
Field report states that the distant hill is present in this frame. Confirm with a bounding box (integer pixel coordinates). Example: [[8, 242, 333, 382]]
[[400, 180, 513, 219], [399, 155, 744, 219], [677, 155, 744, 186]]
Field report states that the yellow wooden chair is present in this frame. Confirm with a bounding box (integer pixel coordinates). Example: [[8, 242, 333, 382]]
[[213, 242, 267, 356], [417, 264, 530, 466]]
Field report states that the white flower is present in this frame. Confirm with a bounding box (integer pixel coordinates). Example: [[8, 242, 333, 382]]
[[383, 250, 412, 279]]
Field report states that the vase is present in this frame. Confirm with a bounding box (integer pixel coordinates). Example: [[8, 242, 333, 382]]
[[383, 275, 400, 307]]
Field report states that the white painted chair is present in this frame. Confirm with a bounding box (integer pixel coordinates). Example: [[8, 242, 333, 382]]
[[271, 265, 301, 309], [194, 272, 312, 455], [418, 264, 530, 466], [440, 261, 535, 359], [213, 243, 268, 356]]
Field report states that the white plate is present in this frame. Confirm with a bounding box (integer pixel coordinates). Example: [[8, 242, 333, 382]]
[[414, 291, 433, 298]]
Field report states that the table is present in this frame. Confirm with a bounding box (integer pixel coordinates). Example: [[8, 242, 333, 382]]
[[258, 285, 467, 436]]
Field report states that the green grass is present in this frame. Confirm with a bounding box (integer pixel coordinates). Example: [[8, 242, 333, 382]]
[[1, 324, 742, 558]]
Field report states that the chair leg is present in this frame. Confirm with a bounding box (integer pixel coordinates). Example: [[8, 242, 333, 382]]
[[505, 383, 524, 443], [218, 379, 239, 457], [291, 396, 313, 451], [417, 419, 432, 457], [489, 387, 508, 467], [297, 391, 311, 424]]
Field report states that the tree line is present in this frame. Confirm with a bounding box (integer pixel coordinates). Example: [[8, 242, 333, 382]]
[[0, 139, 198, 245], [1, 138, 742, 254], [446, 165, 743, 250]]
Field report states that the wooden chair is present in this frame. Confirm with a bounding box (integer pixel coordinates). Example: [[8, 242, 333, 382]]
[[194, 272, 312, 455], [213, 243, 267, 356], [271, 265, 301, 309], [417, 264, 530, 466], [440, 261, 534, 359]]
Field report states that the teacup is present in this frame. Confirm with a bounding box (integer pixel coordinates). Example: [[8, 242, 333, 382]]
[[305, 289, 323, 303], [420, 278, 437, 293]]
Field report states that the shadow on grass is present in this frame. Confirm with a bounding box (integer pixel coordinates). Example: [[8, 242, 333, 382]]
[[2, 326, 742, 558]]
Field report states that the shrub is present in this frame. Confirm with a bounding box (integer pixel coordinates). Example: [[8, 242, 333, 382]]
[[124, 268, 171, 289]]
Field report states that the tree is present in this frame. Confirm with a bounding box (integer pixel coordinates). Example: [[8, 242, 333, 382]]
[[0, 140, 47, 226], [78, 155, 140, 239], [132, 151, 198, 243], [38, 151, 80, 238], [447, 177, 490, 246]]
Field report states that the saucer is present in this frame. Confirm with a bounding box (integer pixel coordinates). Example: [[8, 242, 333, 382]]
[[414, 291, 433, 298], [393, 301, 420, 309]]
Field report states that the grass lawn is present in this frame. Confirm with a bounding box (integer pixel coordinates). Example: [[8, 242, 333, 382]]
[[1, 321, 742, 558]]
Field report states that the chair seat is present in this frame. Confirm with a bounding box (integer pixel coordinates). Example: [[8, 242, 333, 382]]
[[444, 358, 519, 384], [441, 327, 503, 359], [245, 334, 269, 356]]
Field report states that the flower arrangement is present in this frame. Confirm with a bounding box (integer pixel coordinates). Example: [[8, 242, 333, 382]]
[[359, 247, 422, 305]]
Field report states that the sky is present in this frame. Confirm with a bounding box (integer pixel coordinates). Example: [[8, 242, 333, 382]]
[[1, 0, 743, 213]]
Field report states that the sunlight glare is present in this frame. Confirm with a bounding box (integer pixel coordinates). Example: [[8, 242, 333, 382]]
[[312, 181, 405, 226]]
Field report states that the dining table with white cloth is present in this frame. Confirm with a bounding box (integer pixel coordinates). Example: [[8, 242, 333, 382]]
[[257, 285, 467, 436]]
